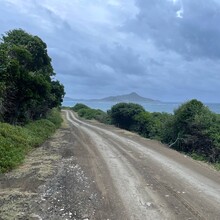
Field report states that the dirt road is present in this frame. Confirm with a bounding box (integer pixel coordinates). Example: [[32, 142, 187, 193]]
[[1, 110, 220, 220]]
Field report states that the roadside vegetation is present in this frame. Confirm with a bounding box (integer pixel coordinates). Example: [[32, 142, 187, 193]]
[[0, 29, 65, 173], [72, 100, 220, 168], [0, 29, 65, 124], [0, 108, 62, 173], [71, 103, 111, 124]]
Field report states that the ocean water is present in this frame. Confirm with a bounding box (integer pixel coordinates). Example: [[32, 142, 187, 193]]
[[62, 100, 220, 114]]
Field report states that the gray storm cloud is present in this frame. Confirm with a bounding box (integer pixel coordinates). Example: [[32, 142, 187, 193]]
[[0, 0, 220, 102]]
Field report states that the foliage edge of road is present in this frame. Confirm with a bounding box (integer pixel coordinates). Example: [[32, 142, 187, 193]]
[[69, 102, 220, 171], [0, 108, 62, 173]]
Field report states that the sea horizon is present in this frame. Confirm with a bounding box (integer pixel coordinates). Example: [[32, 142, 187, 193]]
[[62, 100, 220, 114]]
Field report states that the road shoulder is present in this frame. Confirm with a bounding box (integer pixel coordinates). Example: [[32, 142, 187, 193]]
[[0, 112, 126, 220]]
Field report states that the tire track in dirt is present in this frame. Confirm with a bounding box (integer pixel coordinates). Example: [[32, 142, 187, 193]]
[[66, 111, 174, 219], [65, 110, 220, 220], [66, 110, 172, 219]]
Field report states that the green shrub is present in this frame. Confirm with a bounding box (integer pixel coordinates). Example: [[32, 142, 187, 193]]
[[45, 108, 63, 128], [94, 111, 111, 124], [0, 138, 27, 173], [73, 100, 220, 168], [74, 106, 111, 124], [109, 103, 145, 130], [24, 119, 56, 146], [77, 108, 95, 119], [72, 103, 90, 112], [190, 152, 206, 161], [77, 108, 105, 120], [133, 111, 153, 137], [162, 99, 220, 163], [148, 112, 173, 140], [214, 163, 220, 171], [0, 108, 62, 173]]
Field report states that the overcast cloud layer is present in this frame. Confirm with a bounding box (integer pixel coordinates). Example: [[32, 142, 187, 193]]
[[1, 0, 220, 102]]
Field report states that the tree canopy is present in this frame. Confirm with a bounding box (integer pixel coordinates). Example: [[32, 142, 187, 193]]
[[108, 100, 220, 163], [0, 29, 65, 124], [163, 99, 220, 162], [109, 103, 145, 130]]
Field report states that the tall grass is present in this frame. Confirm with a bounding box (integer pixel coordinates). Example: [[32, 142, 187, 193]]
[[0, 108, 62, 173]]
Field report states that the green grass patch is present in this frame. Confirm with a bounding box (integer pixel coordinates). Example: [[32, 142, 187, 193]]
[[190, 152, 207, 161], [0, 108, 62, 173], [214, 163, 220, 171]]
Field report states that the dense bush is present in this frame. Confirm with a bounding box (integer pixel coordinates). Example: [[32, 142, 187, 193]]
[[109, 100, 220, 164], [163, 99, 220, 162], [72, 100, 220, 165], [0, 108, 62, 173], [133, 111, 153, 137], [77, 108, 100, 120], [109, 103, 145, 130], [109, 103, 172, 140], [0, 29, 65, 124], [149, 112, 172, 140], [71, 103, 90, 112], [46, 108, 63, 127], [72, 103, 111, 124]]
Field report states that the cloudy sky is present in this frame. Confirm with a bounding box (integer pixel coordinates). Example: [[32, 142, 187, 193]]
[[1, 0, 220, 102]]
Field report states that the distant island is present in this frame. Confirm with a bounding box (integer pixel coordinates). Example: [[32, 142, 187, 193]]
[[90, 92, 159, 102], [64, 92, 160, 103], [93, 92, 159, 103], [63, 97, 75, 101]]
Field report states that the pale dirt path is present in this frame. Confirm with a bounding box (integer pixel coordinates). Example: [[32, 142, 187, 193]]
[[1, 110, 220, 220], [65, 110, 220, 220], [66, 110, 173, 220]]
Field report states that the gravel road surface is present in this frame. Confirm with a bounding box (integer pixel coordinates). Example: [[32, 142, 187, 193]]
[[1, 110, 220, 220]]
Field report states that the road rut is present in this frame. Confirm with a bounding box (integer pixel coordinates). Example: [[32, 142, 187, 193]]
[[1, 110, 220, 220], [64, 110, 220, 220]]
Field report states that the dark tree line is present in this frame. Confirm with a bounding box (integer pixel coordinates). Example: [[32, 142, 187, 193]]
[[72, 100, 220, 163], [0, 29, 65, 124], [108, 100, 220, 163]]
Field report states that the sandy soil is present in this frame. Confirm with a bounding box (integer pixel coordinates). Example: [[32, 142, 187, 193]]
[[1, 110, 220, 220]]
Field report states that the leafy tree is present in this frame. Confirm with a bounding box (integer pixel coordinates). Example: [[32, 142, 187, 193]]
[[133, 111, 172, 140], [49, 81, 65, 108], [133, 111, 153, 137], [164, 99, 220, 162], [109, 103, 145, 130], [0, 29, 65, 124], [149, 112, 173, 140], [2, 29, 53, 75]]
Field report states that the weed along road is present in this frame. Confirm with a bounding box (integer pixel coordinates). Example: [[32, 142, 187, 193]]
[[63, 110, 220, 220], [1, 110, 220, 220]]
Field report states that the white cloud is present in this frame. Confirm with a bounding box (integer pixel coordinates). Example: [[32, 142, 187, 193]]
[[176, 9, 184, 18]]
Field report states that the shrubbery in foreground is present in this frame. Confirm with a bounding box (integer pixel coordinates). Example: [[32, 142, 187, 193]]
[[0, 108, 62, 173]]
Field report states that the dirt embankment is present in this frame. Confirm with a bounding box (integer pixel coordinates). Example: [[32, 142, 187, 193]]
[[1, 110, 220, 220]]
